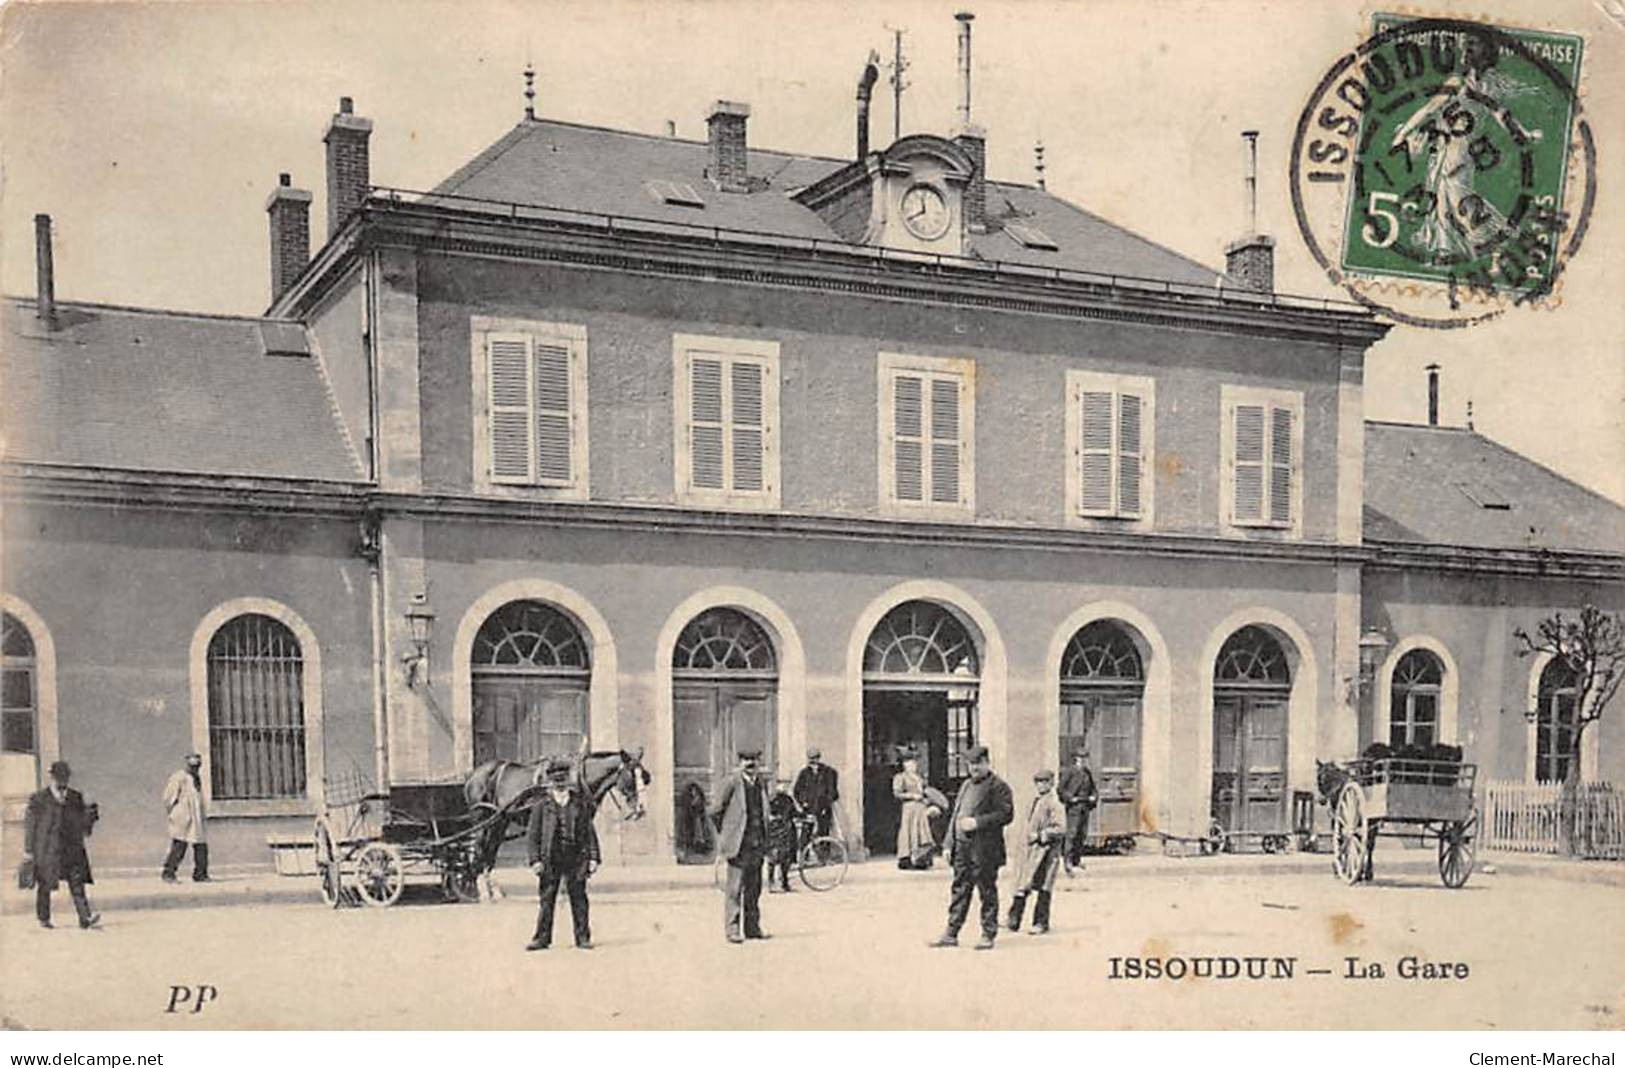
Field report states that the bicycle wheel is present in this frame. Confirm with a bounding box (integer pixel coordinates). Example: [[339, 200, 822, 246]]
[[798, 835, 848, 892]]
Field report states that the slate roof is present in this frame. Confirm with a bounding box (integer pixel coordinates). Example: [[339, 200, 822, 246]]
[[433, 119, 1223, 287], [0, 298, 363, 482], [1364, 421, 1625, 555]]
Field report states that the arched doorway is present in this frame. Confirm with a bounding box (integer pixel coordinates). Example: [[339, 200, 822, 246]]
[[470, 601, 590, 765], [861, 600, 980, 856], [1, 612, 39, 801], [1388, 649, 1443, 748], [1211, 625, 1291, 837], [1059, 620, 1144, 846], [671, 608, 778, 863]]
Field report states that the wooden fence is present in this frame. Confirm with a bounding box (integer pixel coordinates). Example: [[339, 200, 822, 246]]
[[1483, 781, 1625, 859]]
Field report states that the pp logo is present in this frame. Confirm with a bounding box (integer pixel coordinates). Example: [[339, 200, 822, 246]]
[[165, 984, 218, 1014]]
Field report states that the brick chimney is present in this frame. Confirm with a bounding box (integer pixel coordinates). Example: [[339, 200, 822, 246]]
[[324, 96, 372, 239], [267, 173, 312, 302], [706, 101, 750, 194], [1224, 131, 1274, 292], [954, 124, 988, 233]]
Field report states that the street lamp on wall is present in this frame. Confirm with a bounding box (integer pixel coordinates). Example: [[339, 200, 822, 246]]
[[1353, 627, 1392, 699], [403, 592, 436, 689]]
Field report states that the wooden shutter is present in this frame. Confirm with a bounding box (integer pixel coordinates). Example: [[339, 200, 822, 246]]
[[1268, 405, 1294, 525], [534, 341, 573, 483], [929, 376, 961, 504], [1079, 389, 1114, 514], [1118, 392, 1144, 517], [488, 334, 535, 483], [690, 357, 725, 490], [1233, 403, 1265, 522], [730, 361, 765, 492], [893, 374, 924, 502]]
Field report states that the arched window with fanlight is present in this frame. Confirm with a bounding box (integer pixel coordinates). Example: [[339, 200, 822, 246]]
[[670, 607, 779, 862], [1059, 620, 1145, 844], [1389, 649, 1443, 748], [1535, 657, 1580, 785], [207, 614, 307, 800], [470, 600, 591, 765]]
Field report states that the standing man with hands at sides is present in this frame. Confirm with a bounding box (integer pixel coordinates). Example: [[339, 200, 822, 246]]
[[793, 746, 839, 840], [525, 757, 599, 951], [1058, 747, 1098, 875], [930, 745, 1013, 951], [160, 752, 209, 883], [711, 749, 772, 944]]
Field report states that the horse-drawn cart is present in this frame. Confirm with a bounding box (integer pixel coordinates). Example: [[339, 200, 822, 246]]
[[312, 751, 650, 908], [1321, 757, 1478, 888], [311, 774, 519, 907]]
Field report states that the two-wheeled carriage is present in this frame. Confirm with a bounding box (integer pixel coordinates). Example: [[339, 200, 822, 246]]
[[1319, 757, 1478, 888]]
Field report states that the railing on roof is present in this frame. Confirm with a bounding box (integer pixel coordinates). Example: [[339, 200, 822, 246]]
[[365, 185, 1372, 317]]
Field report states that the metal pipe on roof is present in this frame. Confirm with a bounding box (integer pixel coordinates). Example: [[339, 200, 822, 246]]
[[857, 51, 880, 159], [34, 213, 55, 324], [955, 12, 974, 125], [1427, 363, 1441, 426]]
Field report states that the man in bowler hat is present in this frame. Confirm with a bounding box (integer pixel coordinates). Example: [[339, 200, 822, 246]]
[[525, 756, 599, 950], [930, 745, 1012, 950], [24, 760, 100, 930], [710, 749, 772, 943]]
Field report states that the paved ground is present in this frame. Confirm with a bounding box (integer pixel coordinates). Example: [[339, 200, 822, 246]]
[[3, 857, 1620, 1029]]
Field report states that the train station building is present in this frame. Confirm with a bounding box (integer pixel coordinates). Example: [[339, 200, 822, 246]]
[[4, 52, 1621, 873]]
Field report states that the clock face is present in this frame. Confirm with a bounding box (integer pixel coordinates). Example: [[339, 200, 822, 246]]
[[900, 184, 950, 240]]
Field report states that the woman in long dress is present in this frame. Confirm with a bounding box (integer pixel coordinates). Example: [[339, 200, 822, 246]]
[[893, 753, 936, 869]]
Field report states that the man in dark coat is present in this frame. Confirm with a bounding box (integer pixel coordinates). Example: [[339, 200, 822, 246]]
[[525, 757, 600, 951], [23, 760, 100, 930], [709, 749, 771, 944], [1058, 747, 1099, 873], [792, 747, 839, 839], [930, 745, 1013, 950]]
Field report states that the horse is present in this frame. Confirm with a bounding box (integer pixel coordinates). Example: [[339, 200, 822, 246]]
[[463, 747, 650, 902]]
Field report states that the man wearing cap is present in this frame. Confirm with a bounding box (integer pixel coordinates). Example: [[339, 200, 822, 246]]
[[792, 746, 839, 840], [161, 753, 209, 883], [1058, 748, 1099, 874], [23, 760, 100, 930], [930, 745, 1013, 950], [710, 749, 771, 943], [1007, 769, 1068, 935], [525, 757, 600, 951]]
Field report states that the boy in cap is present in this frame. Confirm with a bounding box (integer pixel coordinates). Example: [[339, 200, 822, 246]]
[[24, 760, 100, 930], [525, 756, 599, 950], [161, 752, 209, 882], [766, 775, 802, 893], [1007, 769, 1067, 935]]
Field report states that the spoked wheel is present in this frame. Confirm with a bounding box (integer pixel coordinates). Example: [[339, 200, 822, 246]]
[[312, 817, 345, 908], [1439, 813, 1476, 889], [797, 835, 849, 892], [354, 842, 406, 907], [1331, 782, 1369, 886]]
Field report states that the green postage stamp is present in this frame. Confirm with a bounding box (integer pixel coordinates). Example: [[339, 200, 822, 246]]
[[1292, 14, 1594, 327]]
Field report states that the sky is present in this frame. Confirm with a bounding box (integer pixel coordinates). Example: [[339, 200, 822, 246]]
[[2, 0, 1620, 503]]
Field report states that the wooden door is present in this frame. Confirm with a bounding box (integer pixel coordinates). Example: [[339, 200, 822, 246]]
[[1060, 691, 1142, 839], [1212, 691, 1288, 835], [471, 677, 588, 766], [672, 682, 777, 861]]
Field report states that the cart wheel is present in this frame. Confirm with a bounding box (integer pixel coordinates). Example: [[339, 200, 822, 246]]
[[313, 817, 344, 909], [354, 842, 405, 907], [1439, 814, 1476, 889], [1331, 782, 1369, 886], [798, 835, 849, 892]]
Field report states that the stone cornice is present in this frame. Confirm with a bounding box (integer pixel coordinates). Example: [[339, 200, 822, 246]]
[[1364, 538, 1624, 582], [278, 198, 1389, 349]]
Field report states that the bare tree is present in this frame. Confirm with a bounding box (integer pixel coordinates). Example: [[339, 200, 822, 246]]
[[1514, 604, 1625, 856]]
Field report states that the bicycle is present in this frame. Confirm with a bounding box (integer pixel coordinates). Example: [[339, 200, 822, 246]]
[[712, 812, 850, 892]]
